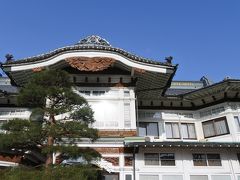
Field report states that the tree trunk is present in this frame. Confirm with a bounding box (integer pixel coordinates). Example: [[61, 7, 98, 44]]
[[45, 114, 55, 167]]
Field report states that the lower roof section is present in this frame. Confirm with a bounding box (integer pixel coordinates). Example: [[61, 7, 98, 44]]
[[124, 141, 240, 149]]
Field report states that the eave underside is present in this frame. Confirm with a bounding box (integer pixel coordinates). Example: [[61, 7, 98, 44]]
[[138, 80, 240, 110], [2, 58, 175, 99]]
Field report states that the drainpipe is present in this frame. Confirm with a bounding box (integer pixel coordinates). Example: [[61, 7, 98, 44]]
[[135, 95, 139, 136], [133, 146, 136, 180], [178, 113, 182, 140]]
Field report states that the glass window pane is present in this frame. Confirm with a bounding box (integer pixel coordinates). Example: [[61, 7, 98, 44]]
[[237, 153, 240, 163], [181, 124, 189, 138], [190, 175, 208, 180], [188, 124, 197, 139], [92, 91, 105, 96], [144, 153, 159, 165], [160, 153, 175, 166], [139, 123, 146, 136], [207, 154, 220, 159], [125, 174, 132, 180], [211, 175, 231, 180], [124, 91, 130, 97], [147, 123, 159, 136], [166, 123, 173, 138], [207, 154, 221, 166], [162, 175, 183, 180], [193, 160, 207, 166], [104, 174, 119, 180], [234, 116, 240, 132], [161, 160, 175, 166], [193, 154, 207, 166], [215, 120, 228, 135], [160, 153, 175, 160], [172, 123, 180, 138], [208, 159, 221, 166], [139, 175, 159, 180], [203, 121, 215, 137]]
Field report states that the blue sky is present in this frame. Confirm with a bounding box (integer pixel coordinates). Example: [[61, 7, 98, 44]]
[[0, 0, 239, 82]]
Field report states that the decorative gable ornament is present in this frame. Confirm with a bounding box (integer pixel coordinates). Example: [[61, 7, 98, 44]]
[[65, 57, 115, 72], [77, 35, 111, 46]]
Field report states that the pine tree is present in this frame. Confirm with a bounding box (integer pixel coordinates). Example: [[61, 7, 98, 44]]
[[0, 69, 100, 168]]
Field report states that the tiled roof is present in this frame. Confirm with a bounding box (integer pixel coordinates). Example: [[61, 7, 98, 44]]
[[165, 88, 195, 96], [2, 35, 175, 67]]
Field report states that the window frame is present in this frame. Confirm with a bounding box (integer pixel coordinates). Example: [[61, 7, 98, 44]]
[[237, 153, 240, 164], [192, 153, 222, 166], [144, 153, 176, 166], [165, 122, 197, 140], [144, 153, 159, 166], [202, 117, 229, 138], [234, 116, 240, 132], [139, 122, 159, 137], [181, 123, 197, 139]]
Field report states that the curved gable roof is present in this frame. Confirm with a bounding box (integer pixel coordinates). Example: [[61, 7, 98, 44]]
[[2, 35, 175, 68]]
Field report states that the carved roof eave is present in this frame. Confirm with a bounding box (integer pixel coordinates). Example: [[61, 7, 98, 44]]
[[1, 45, 176, 68]]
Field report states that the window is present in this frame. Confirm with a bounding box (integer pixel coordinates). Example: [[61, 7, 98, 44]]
[[234, 116, 240, 132], [139, 122, 159, 137], [160, 153, 175, 166], [200, 106, 225, 118], [0, 120, 7, 133], [166, 122, 196, 139], [125, 174, 132, 180], [181, 123, 196, 139], [144, 153, 175, 166], [144, 153, 159, 165], [0, 120, 5, 128], [92, 91, 105, 96], [139, 175, 158, 180], [193, 153, 221, 166], [162, 175, 183, 180], [124, 91, 130, 97], [103, 174, 119, 180], [202, 117, 229, 138], [79, 91, 91, 96], [124, 156, 133, 166], [166, 122, 180, 139], [237, 153, 240, 164], [211, 175, 231, 180], [190, 175, 208, 180], [124, 103, 131, 128]]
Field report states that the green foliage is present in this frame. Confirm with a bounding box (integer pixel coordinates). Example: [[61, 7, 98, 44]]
[[1, 165, 100, 180], [17, 70, 88, 115], [0, 69, 100, 167], [0, 119, 44, 149]]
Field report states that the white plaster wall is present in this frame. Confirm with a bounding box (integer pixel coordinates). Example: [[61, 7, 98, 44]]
[[134, 148, 239, 180], [78, 87, 136, 130], [138, 102, 240, 143]]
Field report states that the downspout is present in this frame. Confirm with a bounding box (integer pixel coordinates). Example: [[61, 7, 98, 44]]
[[133, 146, 136, 180], [136, 95, 139, 136]]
